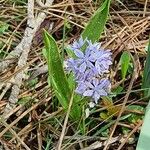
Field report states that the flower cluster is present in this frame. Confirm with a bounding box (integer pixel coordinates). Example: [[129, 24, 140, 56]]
[[66, 37, 112, 104]]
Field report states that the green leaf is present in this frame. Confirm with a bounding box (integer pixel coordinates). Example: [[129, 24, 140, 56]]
[[136, 39, 150, 150], [111, 86, 123, 97], [101, 129, 109, 137], [142, 39, 150, 96], [127, 105, 144, 112], [127, 114, 142, 124], [43, 30, 71, 109], [122, 127, 131, 135], [0, 22, 9, 35], [95, 114, 131, 136], [67, 73, 75, 91], [120, 51, 131, 79], [65, 47, 76, 58], [127, 105, 144, 124], [136, 103, 150, 150], [26, 78, 38, 88], [17, 96, 31, 105], [43, 30, 81, 120], [81, 0, 111, 42], [42, 48, 47, 59]]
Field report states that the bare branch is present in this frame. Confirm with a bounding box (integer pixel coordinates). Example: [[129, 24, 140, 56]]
[[2, 0, 54, 118]]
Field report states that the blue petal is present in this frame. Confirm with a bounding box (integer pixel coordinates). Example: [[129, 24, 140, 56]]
[[85, 48, 91, 57], [72, 41, 79, 50], [85, 81, 94, 89], [79, 62, 86, 73], [93, 91, 100, 103], [99, 79, 109, 88], [75, 82, 87, 94], [78, 37, 84, 47], [98, 89, 107, 96], [83, 90, 93, 96], [89, 55, 96, 62], [95, 61, 102, 74], [92, 78, 99, 87], [87, 61, 94, 68], [74, 49, 84, 58]]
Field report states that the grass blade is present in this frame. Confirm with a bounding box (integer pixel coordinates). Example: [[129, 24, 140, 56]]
[[81, 0, 111, 42]]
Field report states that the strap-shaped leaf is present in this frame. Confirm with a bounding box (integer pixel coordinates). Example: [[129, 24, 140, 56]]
[[136, 39, 150, 150], [43, 30, 81, 120], [136, 103, 150, 150], [81, 0, 111, 42], [142, 39, 150, 96], [43, 30, 71, 109]]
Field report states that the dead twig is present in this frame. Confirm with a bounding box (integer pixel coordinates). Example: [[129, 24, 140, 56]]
[[57, 91, 74, 150], [103, 53, 139, 150], [2, 0, 54, 118], [117, 121, 143, 150], [81, 136, 120, 150]]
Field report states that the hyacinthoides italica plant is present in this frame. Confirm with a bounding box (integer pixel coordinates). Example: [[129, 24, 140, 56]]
[[43, 0, 111, 124], [66, 37, 112, 105]]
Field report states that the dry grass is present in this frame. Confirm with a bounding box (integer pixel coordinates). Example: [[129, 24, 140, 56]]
[[0, 0, 150, 149]]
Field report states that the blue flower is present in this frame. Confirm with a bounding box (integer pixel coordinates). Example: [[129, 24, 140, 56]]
[[70, 37, 86, 50], [75, 81, 87, 94], [86, 40, 100, 53], [74, 48, 94, 73], [65, 37, 112, 104], [83, 78, 111, 103], [66, 58, 78, 73], [94, 50, 112, 74]]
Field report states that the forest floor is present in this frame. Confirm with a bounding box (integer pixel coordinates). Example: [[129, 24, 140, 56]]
[[0, 0, 150, 150]]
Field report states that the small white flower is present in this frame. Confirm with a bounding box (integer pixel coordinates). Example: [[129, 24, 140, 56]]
[[85, 108, 90, 118], [89, 102, 95, 108]]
